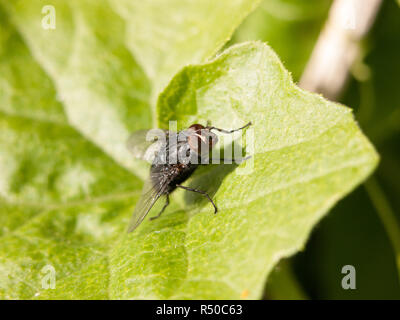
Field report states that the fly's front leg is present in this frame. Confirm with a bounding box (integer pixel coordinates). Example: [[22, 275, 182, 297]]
[[150, 194, 170, 220], [176, 184, 217, 213], [207, 121, 252, 134]]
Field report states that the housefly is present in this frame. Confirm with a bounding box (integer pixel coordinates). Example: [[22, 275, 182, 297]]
[[126, 121, 252, 232]]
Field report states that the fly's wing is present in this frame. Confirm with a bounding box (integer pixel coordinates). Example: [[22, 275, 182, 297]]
[[127, 171, 171, 233], [126, 129, 166, 163]]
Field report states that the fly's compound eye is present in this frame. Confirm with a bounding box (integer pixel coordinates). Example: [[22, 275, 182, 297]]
[[188, 130, 218, 156], [189, 123, 205, 132]]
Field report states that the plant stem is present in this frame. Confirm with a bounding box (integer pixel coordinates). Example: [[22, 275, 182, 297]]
[[300, 0, 382, 100], [364, 177, 400, 283]]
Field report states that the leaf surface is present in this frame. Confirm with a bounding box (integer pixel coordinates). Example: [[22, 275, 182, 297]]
[[111, 42, 378, 299], [0, 2, 378, 300], [0, 0, 271, 299]]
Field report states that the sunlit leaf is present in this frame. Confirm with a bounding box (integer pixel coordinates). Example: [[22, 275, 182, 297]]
[[111, 42, 378, 299]]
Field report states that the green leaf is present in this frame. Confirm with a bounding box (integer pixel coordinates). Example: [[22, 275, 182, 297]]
[[110, 0, 262, 94], [1, 0, 261, 176], [0, 0, 152, 178], [0, 2, 378, 300], [0, 11, 141, 299], [111, 42, 378, 299], [0, 0, 264, 299]]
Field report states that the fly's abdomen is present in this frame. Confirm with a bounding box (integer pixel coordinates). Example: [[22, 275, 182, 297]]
[[150, 163, 197, 194]]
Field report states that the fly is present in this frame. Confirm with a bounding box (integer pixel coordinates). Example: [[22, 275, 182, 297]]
[[126, 121, 252, 232]]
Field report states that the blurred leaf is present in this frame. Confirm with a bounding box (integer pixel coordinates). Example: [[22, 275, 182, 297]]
[[111, 42, 378, 299], [1, 0, 152, 177], [2, 0, 261, 176], [0, 10, 141, 299], [110, 0, 262, 94], [230, 0, 331, 80]]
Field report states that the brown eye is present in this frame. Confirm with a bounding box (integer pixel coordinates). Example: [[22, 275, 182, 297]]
[[187, 130, 218, 156], [189, 124, 205, 132]]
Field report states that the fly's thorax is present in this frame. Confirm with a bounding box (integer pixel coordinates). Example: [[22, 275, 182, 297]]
[[152, 125, 219, 165]]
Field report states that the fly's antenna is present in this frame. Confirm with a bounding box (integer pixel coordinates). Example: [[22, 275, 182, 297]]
[[207, 121, 252, 134]]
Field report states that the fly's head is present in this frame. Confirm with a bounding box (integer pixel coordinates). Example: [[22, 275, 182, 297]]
[[187, 124, 218, 158]]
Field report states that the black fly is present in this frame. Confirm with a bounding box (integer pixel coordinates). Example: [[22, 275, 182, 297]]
[[126, 122, 252, 232]]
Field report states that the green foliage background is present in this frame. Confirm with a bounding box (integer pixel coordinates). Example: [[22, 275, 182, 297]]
[[0, 0, 398, 299]]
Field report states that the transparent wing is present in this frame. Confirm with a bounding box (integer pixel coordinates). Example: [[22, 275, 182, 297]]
[[126, 129, 166, 163], [127, 171, 171, 233]]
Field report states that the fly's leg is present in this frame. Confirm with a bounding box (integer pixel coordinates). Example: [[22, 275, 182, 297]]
[[176, 184, 218, 213], [207, 121, 252, 134], [150, 194, 170, 220], [206, 122, 252, 164]]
